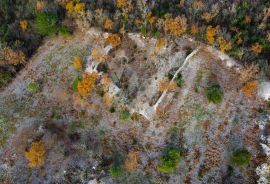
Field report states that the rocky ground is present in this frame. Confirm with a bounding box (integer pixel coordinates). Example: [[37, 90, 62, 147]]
[[0, 28, 269, 184]]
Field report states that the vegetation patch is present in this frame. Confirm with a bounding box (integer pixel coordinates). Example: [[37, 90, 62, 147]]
[[230, 149, 252, 166], [157, 147, 181, 174], [110, 154, 125, 177], [0, 71, 11, 88], [27, 81, 40, 93], [119, 110, 130, 121], [35, 12, 58, 36], [206, 84, 224, 104], [59, 25, 72, 37], [72, 76, 81, 92]]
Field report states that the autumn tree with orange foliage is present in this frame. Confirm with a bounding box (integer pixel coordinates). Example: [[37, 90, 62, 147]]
[[206, 26, 220, 44], [164, 15, 187, 37], [105, 34, 121, 48], [242, 80, 258, 97], [217, 36, 232, 52], [73, 56, 82, 70], [116, 0, 132, 12], [155, 38, 166, 51], [25, 141, 45, 168], [77, 72, 98, 96], [104, 19, 113, 30], [20, 20, 28, 31]]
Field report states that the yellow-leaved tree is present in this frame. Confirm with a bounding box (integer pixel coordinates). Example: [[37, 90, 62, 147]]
[[73, 56, 82, 70], [20, 20, 28, 32], [164, 15, 187, 37], [25, 141, 45, 168], [206, 26, 220, 44], [77, 72, 98, 96]]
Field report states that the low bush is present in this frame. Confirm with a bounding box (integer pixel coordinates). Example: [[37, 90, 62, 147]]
[[206, 84, 224, 104], [231, 149, 252, 166], [72, 76, 81, 92], [119, 110, 130, 121], [26, 81, 39, 93], [59, 25, 72, 37], [157, 147, 180, 174], [0, 71, 11, 88], [110, 164, 124, 177], [109, 154, 124, 177], [35, 12, 58, 36], [25, 141, 46, 168]]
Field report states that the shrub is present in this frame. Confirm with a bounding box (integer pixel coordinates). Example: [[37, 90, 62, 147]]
[[242, 80, 258, 97], [77, 73, 98, 96], [110, 164, 124, 177], [72, 76, 81, 92], [26, 81, 39, 93], [35, 12, 58, 36], [59, 25, 72, 37], [206, 84, 224, 104], [120, 110, 130, 121], [73, 56, 82, 70], [20, 20, 28, 32], [164, 15, 187, 37], [206, 26, 220, 44], [175, 73, 185, 87], [230, 149, 252, 166], [157, 147, 180, 174], [110, 154, 124, 177], [0, 71, 11, 88], [105, 34, 121, 48], [25, 141, 45, 168]]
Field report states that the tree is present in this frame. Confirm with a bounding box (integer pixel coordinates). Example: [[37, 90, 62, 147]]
[[25, 141, 45, 168], [206, 84, 224, 104], [157, 147, 180, 173]]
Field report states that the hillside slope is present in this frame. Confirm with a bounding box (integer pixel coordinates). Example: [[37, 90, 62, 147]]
[[0, 29, 269, 184]]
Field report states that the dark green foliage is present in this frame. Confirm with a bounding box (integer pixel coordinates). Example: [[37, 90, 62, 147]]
[[59, 25, 72, 37], [231, 149, 252, 166], [109, 154, 124, 177], [175, 73, 185, 87], [0, 71, 11, 88], [119, 110, 130, 121], [157, 147, 180, 173], [206, 84, 224, 104], [110, 107, 116, 113], [110, 164, 123, 177], [35, 12, 58, 36]]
